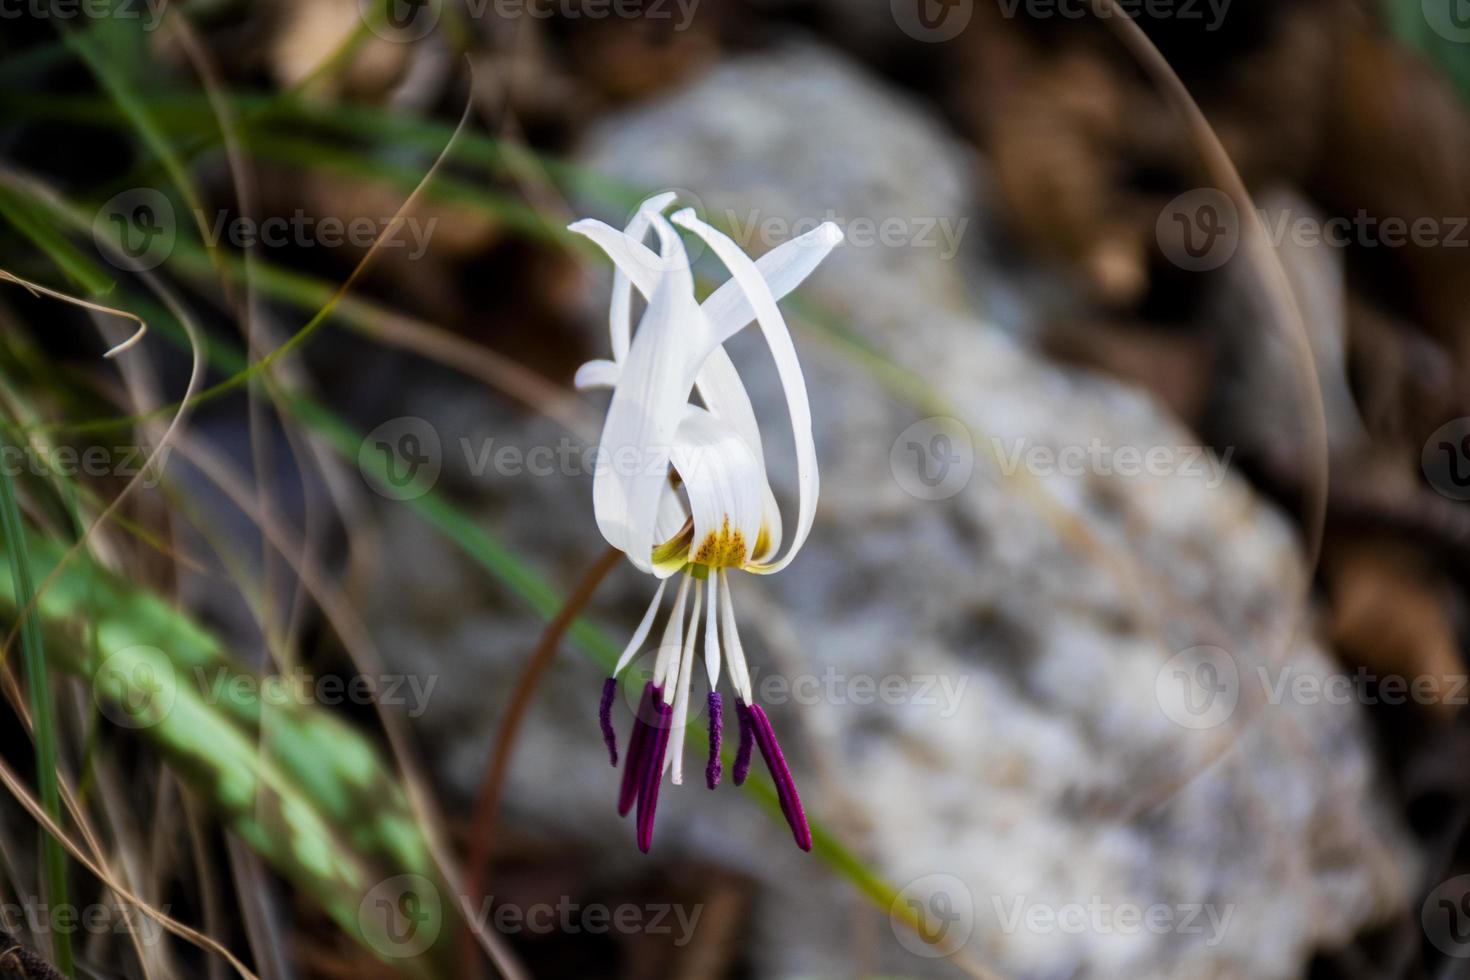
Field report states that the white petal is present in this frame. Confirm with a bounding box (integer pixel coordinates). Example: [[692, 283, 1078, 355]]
[[703, 568, 721, 689], [695, 345, 762, 460], [718, 570, 753, 704], [654, 481, 691, 546], [653, 573, 691, 694], [671, 406, 764, 569], [567, 218, 662, 301], [672, 210, 822, 574], [694, 347, 782, 558], [590, 215, 712, 573], [699, 221, 843, 346], [609, 191, 678, 361], [667, 579, 702, 784], [575, 358, 620, 391]]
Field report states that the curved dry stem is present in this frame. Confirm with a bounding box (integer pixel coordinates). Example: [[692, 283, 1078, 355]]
[[0, 752, 259, 980], [460, 545, 622, 978], [0, 269, 147, 358]]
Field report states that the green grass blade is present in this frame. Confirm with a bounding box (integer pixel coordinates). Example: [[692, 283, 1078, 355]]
[[0, 441, 74, 977]]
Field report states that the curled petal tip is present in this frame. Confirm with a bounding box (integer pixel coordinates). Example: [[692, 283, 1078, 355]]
[[818, 221, 844, 246], [642, 190, 679, 212]]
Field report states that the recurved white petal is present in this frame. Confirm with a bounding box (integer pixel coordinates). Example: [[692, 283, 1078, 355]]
[[591, 214, 712, 572], [609, 191, 677, 361], [700, 221, 844, 345], [672, 210, 821, 574], [566, 219, 662, 301], [574, 358, 620, 391]]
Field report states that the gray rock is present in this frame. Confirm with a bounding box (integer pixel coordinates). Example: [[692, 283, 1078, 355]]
[[370, 40, 1417, 980]]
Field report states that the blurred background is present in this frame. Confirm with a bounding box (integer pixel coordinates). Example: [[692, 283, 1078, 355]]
[[1, 0, 1469, 977]]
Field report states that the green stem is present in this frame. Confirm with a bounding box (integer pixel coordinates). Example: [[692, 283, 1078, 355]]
[[0, 432, 74, 978]]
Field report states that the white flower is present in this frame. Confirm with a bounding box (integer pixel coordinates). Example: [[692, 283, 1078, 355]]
[[572, 192, 841, 852]]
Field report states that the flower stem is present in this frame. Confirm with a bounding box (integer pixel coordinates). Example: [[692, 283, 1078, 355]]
[[460, 545, 622, 976]]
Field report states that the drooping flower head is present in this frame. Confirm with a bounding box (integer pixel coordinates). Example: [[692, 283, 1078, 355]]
[[571, 192, 842, 852]]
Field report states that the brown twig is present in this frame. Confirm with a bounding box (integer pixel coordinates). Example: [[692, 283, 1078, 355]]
[[459, 545, 623, 976]]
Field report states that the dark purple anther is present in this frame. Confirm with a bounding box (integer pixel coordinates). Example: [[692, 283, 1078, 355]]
[[617, 682, 659, 817], [636, 696, 673, 853], [747, 703, 812, 851], [706, 691, 723, 789], [599, 677, 619, 766], [732, 700, 754, 786]]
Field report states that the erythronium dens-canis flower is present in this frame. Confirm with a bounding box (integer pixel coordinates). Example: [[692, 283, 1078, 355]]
[[571, 192, 842, 852]]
